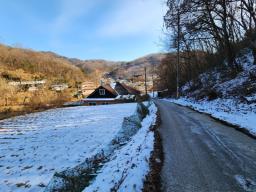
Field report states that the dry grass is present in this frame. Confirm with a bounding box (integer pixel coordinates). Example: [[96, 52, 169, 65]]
[[0, 88, 73, 120], [143, 108, 163, 192], [0, 78, 16, 105], [29, 89, 72, 109]]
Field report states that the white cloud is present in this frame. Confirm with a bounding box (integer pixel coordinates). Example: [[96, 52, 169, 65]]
[[98, 0, 166, 37]]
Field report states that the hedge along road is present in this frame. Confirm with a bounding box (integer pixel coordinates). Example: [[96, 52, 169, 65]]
[[156, 99, 256, 192]]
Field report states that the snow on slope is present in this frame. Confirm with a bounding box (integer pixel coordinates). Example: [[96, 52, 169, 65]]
[[83, 104, 157, 192], [166, 50, 256, 137], [166, 98, 256, 136], [182, 49, 256, 99], [0, 103, 136, 192]]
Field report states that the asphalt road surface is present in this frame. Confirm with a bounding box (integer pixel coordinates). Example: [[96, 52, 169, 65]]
[[156, 100, 256, 192]]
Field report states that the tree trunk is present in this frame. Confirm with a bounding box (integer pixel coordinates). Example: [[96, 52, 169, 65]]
[[253, 46, 256, 65]]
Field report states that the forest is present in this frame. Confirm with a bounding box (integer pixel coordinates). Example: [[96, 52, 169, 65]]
[[158, 0, 256, 95]]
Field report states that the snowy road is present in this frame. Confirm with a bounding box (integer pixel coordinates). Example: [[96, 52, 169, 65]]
[[156, 100, 256, 192]]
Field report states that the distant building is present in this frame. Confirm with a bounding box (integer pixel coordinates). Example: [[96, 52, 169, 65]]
[[8, 80, 46, 91], [8, 80, 46, 86], [51, 84, 69, 92]]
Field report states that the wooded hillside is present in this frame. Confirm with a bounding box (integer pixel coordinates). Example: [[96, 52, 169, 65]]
[[0, 44, 86, 84], [159, 0, 256, 96], [0, 44, 87, 117]]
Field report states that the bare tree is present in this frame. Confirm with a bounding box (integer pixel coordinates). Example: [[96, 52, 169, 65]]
[[160, 0, 256, 94]]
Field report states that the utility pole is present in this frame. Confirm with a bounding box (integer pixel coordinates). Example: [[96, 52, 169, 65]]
[[152, 63, 156, 98], [176, 7, 181, 99], [152, 74, 154, 97], [144, 67, 148, 95]]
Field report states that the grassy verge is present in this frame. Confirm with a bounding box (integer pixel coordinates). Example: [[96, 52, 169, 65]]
[[143, 107, 163, 192]]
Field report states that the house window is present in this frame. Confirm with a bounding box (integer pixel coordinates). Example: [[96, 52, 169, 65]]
[[99, 89, 105, 95]]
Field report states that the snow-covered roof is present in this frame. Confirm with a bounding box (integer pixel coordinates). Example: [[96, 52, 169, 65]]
[[82, 98, 116, 101]]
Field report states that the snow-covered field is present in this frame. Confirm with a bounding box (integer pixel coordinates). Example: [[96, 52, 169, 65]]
[[165, 98, 256, 136], [84, 104, 157, 192], [0, 103, 136, 192]]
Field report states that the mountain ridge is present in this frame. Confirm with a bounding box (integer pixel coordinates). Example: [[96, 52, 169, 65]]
[[104, 53, 166, 81], [42, 50, 166, 83]]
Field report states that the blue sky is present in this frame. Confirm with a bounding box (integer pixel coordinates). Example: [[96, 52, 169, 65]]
[[0, 0, 166, 61]]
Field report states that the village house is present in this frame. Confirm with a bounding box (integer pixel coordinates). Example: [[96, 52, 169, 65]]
[[114, 82, 141, 95], [81, 82, 141, 106], [82, 84, 118, 105]]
